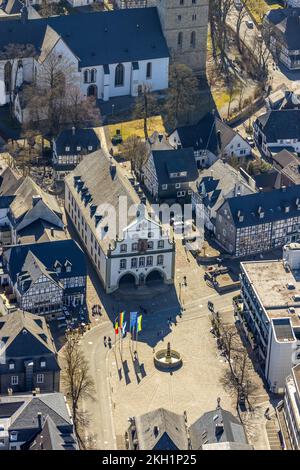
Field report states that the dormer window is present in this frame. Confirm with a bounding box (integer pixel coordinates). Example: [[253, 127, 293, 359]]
[[10, 431, 18, 442], [88, 146, 93, 151], [258, 206, 264, 218], [237, 210, 244, 222], [40, 360, 46, 368], [65, 146, 70, 152], [76, 146, 81, 151], [8, 361, 15, 371], [64, 260, 72, 273], [285, 206, 290, 213], [54, 260, 62, 273]]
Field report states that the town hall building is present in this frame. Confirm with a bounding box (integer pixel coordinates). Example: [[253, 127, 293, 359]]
[[65, 150, 175, 293]]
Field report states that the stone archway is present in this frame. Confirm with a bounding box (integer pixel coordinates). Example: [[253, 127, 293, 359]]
[[145, 269, 165, 285], [118, 272, 137, 288]]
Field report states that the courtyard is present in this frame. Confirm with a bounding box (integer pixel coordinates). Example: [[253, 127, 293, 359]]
[[83, 243, 270, 449]]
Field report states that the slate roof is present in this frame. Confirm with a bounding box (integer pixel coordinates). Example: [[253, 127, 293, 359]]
[[0, 309, 58, 359], [0, 166, 23, 196], [0, 8, 169, 67], [28, 415, 77, 450], [4, 238, 86, 286], [7, 176, 61, 222], [65, 150, 142, 253], [172, 113, 241, 155], [133, 408, 189, 450], [189, 407, 249, 450], [151, 148, 198, 185], [253, 170, 282, 191], [0, 392, 77, 449], [273, 149, 296, 168], [272, 150, 300, 185], [17, 219, 67, 244], [255, 109, 300, 142], [221, 184, 300, 228], [4, 0, 23, 15], [266, 8, 300, 51], [192, 160, 255, 213], [54, 128, 100, 156]]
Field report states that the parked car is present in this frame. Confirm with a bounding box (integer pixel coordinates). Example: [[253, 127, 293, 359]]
[[246, 20, 254, 29], [246, 136, 255, 147]]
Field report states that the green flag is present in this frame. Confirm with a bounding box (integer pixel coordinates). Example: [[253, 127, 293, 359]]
[[137, 314, 142, 332]]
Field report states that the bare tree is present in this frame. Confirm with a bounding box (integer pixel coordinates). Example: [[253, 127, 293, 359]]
[[4, 137, 41, 176], [235, 0, 250, 54], [209, 0, 234, 73], [164, 63, 200, 128], [24, 51, 76, 137], [211, 313, 258, 417], [120, 135, 149, 176], [66, 85, 102, 129], [61, 331, 95, 449], [38, 0, 61, 17], [24, 52, 102, 138], [133, 84, 158, 140], [250, 30, 272, 83]]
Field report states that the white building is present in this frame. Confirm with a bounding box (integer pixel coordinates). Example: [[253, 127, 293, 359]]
[[64, 150, 175, 293], [281, 363, 300, 450], [254, 109, 300, 157], [0, 8, 169, 115], [191, 160, 256, 231], [169, 113, 252, 170], [237, 243, 300, 394]]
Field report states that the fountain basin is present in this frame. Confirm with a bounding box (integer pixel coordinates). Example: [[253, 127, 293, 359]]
[[154, 343, 183, 371]]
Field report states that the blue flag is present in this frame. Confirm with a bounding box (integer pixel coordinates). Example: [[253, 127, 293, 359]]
[[130, 312, 137, 331]]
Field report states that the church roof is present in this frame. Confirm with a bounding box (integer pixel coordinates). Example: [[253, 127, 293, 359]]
[[0, 8, 169, 67]]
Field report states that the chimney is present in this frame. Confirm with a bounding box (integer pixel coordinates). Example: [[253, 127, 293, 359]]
[[281, 185, 286, 192], [50, 227, 54, 237], [37, 412, 42, 430], [217, 130, 222, 151]]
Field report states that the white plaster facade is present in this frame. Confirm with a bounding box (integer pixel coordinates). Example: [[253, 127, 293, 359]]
[[0, 28, 169, 121], [65, 177, 175, 293]]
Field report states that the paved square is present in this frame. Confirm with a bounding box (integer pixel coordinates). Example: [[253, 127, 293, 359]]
[[109, 300, 234, 437]]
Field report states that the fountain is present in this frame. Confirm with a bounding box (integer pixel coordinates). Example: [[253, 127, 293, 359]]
[[154, 342, 182, 371]]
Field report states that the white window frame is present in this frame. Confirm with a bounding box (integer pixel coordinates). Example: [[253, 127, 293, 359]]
[[37, 373, 44, 384], [11, 376, 18, 386]]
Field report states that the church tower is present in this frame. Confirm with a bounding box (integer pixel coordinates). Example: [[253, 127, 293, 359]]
[[154, 0, 209, 74]]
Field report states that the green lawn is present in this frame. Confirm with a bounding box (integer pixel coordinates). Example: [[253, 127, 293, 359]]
[[247, 0, 282, 24], [107, 116, 165, 142]]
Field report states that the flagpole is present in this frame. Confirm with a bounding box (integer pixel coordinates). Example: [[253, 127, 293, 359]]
[[135, 327, 139, 356]]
